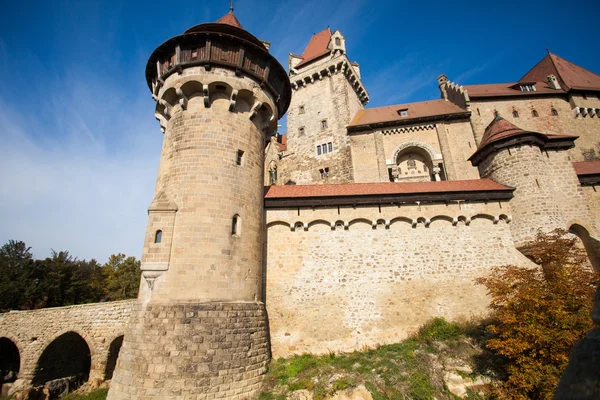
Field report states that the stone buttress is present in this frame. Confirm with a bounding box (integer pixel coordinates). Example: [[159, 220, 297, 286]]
[[107, 10, 291, 399]]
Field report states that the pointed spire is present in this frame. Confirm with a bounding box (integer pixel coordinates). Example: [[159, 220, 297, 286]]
[[546, 47, 552, 55], [216, 2, 243, 29]]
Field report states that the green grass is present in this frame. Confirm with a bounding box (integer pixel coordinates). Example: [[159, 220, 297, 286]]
[[62, 388, 108, 400], [259, 318, 491, 400]]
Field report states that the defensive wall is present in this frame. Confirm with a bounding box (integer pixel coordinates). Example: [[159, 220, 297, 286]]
[[0, 300, 134, 396]]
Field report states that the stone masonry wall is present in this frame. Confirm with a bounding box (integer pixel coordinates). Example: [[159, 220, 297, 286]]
[[478, 145, 598, 246], [265, 201, 533, 358], [108, 302, 268, 400], [469, 95, 600, 161], [0, 300, 134, 391], [282, 54, 364, 185]]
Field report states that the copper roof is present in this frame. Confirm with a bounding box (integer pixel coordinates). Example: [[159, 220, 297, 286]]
[[265, 179, 511, 199], [216, 11, 243, 29], [295, 28, 332, 69], [573, 160, 600, 176], [520, 53, 600, 92], [348, 99, 468, 128]]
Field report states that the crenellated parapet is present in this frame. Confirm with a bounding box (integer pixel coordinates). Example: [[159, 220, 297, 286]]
[[290, 57, 369, 105]]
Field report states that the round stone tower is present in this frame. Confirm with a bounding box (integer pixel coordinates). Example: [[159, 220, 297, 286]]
[[108, 9, 290, 399], [469, 115, 582, 249]]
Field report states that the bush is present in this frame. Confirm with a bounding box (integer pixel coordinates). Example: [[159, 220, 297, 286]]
[[417, 317, 464, 342], [476, 229, 599, 399]]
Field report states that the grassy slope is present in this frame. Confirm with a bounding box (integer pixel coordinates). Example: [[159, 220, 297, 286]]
[[259, 318, 496, 400]]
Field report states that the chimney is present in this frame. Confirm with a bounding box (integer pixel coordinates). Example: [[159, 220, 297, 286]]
[[437, 74, 449, 100], [547, 74, 561, 90]]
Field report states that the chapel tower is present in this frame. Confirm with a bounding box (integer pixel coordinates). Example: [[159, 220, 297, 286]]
[[107, 8, 290, 399], [281, 28, 369, 184]]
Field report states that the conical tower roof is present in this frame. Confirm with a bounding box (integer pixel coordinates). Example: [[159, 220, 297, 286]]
[[469, 115, 577, 165], [216, 10, 243, 29], [478, 115, 532, 149], [520, 52, 600, 92]]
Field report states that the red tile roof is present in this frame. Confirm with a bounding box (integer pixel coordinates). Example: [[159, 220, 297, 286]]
[[264, 179, 512, 199], [348, 99, 468, 128], [295, 28, 332, 69], [465, 53, 600, 98], [464, 81, 563, 98], [520, 53, 600, 92], [478, 116, 533, 149], [216, 11, 243, 29], [573, 160, 600, 176], [276, 134, 287, 151]]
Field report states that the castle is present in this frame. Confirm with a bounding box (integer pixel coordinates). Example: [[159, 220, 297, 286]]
[[1, 9, 600, 400]]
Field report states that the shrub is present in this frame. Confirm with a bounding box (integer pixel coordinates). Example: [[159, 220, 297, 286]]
[[417, 317, 464, 342], [476, 229, 598, 399]]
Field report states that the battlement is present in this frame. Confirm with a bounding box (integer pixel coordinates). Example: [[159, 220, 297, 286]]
[[290, 54, 369, 105], [438, 74, 470, 109]]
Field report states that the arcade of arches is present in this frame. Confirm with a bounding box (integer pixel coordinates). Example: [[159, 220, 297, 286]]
[[0, 300, 133, 397]]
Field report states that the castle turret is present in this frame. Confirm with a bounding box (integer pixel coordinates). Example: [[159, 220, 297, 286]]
[[108, 9, 290, 399], [469, 116, 592, 249], [282, 28, 368, 185]]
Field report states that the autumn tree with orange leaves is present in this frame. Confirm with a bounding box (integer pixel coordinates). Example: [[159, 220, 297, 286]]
[[477, 229, 599, 399]]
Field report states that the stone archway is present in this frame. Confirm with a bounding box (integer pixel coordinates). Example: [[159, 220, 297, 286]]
[[0, 337, 20, 393], [104, 336, 124, 380], [569, 224, 600, 273], [390, 141, 443, 182], [33, 331, 91, 388]]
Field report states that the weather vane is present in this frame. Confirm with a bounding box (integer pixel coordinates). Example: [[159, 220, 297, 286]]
[[229, 0, 234, 13]]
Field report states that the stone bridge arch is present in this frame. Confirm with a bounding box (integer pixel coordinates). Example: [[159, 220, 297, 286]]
[[0, 300, 134, 397]]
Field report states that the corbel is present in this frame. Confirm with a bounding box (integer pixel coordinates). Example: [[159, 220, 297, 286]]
[[203, 84, 210, 107], [229, 89, 238, 112], [175, 88, 188, 110], [249, 101, 263, 121], [158, 99, 171, 118]]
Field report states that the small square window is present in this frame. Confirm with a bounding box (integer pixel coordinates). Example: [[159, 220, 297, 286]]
[[512, 110, 519, 118], [299, 127, 305, 136], [299, 105, 305, 114], [328, 142, 333, 152], [397, 108, 408, 117], [321, 120, 328, 130], [319, 168, 329, 179], [551, 108, 558, 116], [532, 109, 539, 117], [582, 93, 587, 100], [236, 150, 244, 166]]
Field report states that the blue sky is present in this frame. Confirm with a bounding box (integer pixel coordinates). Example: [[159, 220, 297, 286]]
[[1, 0, 599, 262]]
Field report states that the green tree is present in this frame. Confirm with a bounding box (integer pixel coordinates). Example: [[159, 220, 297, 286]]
[[0, 240, 34, 311], [477, 229, 599, 399], [104, 254, 140, 301]]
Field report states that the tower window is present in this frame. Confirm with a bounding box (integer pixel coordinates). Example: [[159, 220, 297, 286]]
[[154, 230, 162, 244], [298, 127, 305, 136], [232, 215, 240, 236], [236, 150, 244, 166], [299, 105, 305, 114], [532, 109, 539, 117], [551, 108, 559, 116], [335, 37, 341, 46], [321, 119, 328, 130], [512, 110, 519, 118]]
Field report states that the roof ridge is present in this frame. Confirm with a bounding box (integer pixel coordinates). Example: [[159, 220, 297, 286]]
[[548, 53, 569, 90]]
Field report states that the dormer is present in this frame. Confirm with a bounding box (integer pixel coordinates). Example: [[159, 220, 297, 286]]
[[329, 30, 346, 55]]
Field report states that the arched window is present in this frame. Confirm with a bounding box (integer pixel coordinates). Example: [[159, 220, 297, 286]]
[[335, 37, 341, 46], [154, 230, 162, 244], [551, 108, 558, 116], [232, 215, 240, 236], [512, 110, 519, 118], [532, 109, 539, 117]]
